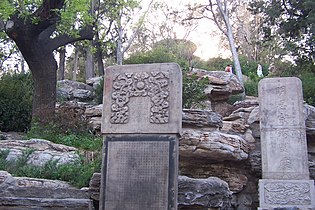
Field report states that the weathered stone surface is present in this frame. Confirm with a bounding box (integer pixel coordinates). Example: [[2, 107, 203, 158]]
[[179, 129, 249, 161], [247, 104, 315, 141], [247, 106, 260, 124], [101, 63, 182, 134], [73, 89, 94, 101], [0, 139, 79, 166], [228, 98, 259, 116], [191, 69, 244, 101], [0, 171, 92, 209], [100, 135, 178, 210], [85, 104, 103, 117], [221, 120, 248, 134], [305, 104, 315, 136], [179, 161, 248, 193], [178, 176, 232, 209], [182, 109, 223, 129], [57, 79, 94, 102], [0, 132, 24, 140], [86, 76, 102, 89], [89, 173, 233, 209], [259, 179, 315, 209], [259, 77, 309, 180]]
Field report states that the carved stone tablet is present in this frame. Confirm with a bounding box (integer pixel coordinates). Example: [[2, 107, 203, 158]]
[[259, 179, 315, 208], [99, 135, 178, 210], [101, 63, 182, 134], [258, 77, 309, 179]]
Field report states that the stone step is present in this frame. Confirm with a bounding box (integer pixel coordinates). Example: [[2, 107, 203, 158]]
[[0, 197, 92, 210]]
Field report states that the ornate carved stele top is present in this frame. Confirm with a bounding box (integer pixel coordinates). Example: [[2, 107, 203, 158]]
[[101, 63, 182, 134]]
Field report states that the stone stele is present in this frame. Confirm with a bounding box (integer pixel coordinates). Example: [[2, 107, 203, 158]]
[[100, 63, 182, 210], [258, 77, 315, 209], [101, 63, 182, 134]]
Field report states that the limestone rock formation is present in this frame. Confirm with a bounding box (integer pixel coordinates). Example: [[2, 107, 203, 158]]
[[0, 171, 92, 209], [0, 139, 79, 166], [182, 109, 223, 129], [88, 173, 233, 210], [190, 69, 244, 101], [57, 79, 94, 102], [86, 76, 102, 89], [178, 176, 232, 209], [180, 130, 249, 161]]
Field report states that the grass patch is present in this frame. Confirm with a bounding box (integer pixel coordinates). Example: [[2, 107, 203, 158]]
[[26, 121, 103, 151], [0, 148, 101, 188]]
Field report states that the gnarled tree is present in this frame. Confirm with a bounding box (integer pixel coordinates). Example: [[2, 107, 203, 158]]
[[0, 0, 94, 124]]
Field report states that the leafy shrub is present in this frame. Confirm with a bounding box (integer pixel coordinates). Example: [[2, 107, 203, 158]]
[[244, 72, 263, 97], [0, 73, 33, 132], [27, 122, 102, 151], [204, 57, 232, 71], [300, 71, 315, 106], [182, 72, 208, 109], [27, 102, 102, 151]]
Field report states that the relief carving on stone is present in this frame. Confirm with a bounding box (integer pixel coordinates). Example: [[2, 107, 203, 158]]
[[110, 71, 170, 124], [264, 182, 311, 205]]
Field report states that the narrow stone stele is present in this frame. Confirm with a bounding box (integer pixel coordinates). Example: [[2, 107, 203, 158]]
[[100, 63, 182, 210], [258, 77, 315, 210]]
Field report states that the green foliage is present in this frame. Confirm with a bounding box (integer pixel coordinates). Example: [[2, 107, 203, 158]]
[[27, 122, 102, 151], [300, 71, 315, 106], [57, 0, 93, 36], [125, 42, 210, 108], [239, 56, 268, 76], [244, 72, 262, 97], [0, 148, 101, 188], [249, 0, 315, 63], [0, 149, 9, 169], [182, 72, 208, 109], [0, 72, 33, 132], [204, 57, 232, 71], [227, 94, 243, 105], [124, 45, 181, 65], [0, 0, 15, 20]]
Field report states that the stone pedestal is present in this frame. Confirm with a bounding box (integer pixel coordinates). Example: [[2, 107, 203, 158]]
[[259, 180, 315, 210], [100, 63, 182, 210], [258, 77, 315, 210]]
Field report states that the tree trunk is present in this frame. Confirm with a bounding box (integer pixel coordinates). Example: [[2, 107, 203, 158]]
[[21, 42, 57, 123], [4, 0, 93, 125], [117, 25, 123, 65], [85, 47, 94, 80], [117, 12, 123, 65], [96, 46, 105, 76], [57, 47, 66, 80], [217, 0, 244, 87], [73, 48, 79, 81]]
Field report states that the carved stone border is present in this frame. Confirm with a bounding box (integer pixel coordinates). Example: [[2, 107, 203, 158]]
[[259, 179, 315, 208], [110, 71, 170, 124]]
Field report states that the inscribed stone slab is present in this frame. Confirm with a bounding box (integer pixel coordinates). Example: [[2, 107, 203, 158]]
[[258, 77, 309, 179], [99, 135, 178, 210], [259, 179, 315, 209], [101, 63, 182, 134]]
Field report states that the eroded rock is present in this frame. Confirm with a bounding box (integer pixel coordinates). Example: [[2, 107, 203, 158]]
[[0, 171, 91, 209], [178, 176, 232, 209], [179, 129, 249, 161], [0, 139, 79, 166]]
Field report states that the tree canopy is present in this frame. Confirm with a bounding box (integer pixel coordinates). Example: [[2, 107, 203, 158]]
[[0, 0, 94, 124], [249, 0, 315, 64]]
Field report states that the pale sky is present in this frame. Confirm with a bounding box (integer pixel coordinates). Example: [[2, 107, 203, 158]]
[[140, 0, 231, 60]]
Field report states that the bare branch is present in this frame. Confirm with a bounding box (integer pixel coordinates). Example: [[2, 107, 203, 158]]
[[210, 0, 227, 36]]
